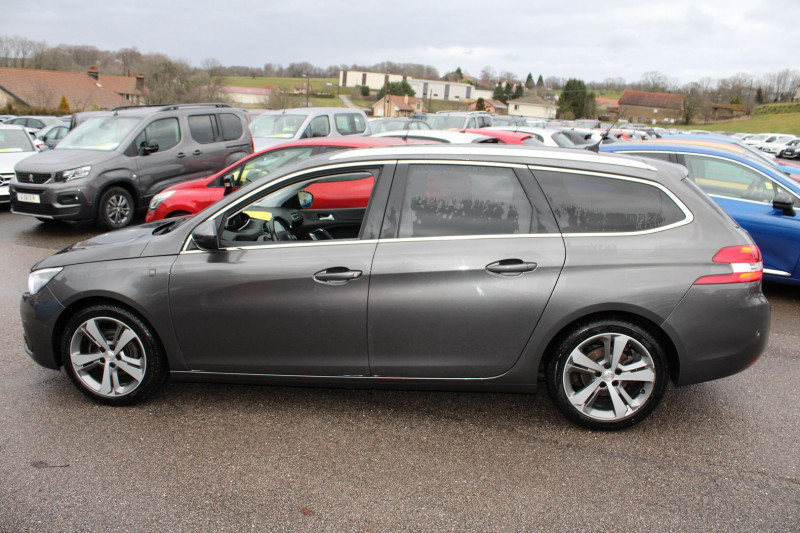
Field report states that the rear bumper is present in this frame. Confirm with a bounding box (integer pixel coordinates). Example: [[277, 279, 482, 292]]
[[664, 283, 770, 386]]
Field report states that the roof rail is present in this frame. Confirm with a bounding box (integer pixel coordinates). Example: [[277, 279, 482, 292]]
[[157, 103, 232, 111]]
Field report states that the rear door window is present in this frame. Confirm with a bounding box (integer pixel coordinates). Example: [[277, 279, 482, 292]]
[[218, 113, 243, 141], [394, 164, 534, 238], [334, 113, 366, 135], [188, 114, 218, 144]]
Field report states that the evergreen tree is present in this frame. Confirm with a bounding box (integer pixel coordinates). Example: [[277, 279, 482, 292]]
[[536, 75, 544, 88], [376, 81, 416, 99], [57, 95, 70, 114], [476, 97, 486, 111], [513, 83, 524, 99], [557, 78, 588, 119], [755, 87, 764, 104], [525, 73, 534, 90]]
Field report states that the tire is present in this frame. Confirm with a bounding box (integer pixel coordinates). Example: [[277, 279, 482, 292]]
[[60, 304, 167, 405], [97, 186, 135, 230], [546, 319, 668, 430]]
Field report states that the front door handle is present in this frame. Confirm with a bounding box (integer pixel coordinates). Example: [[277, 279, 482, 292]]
[[486, 259, 538, 275], [193, 149, 202, 155], [176, 152, 186, 158], [313, 267, 363, 284]]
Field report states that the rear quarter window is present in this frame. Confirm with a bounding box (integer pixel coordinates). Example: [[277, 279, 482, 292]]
[[219, 113, 244, 141], [535, 170, 687, 233], [334, 113, 367, 135]]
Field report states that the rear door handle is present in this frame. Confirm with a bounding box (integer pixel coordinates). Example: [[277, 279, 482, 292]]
[[486, 259, 537, 275], [176, 152, 186, 158], [193, 149, 202, 155], [313, 267, 363, 284]]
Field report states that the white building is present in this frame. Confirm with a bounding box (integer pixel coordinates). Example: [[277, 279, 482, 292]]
[[338, 70, 478, 102]]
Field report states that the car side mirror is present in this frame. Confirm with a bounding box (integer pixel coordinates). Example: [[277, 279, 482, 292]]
[[139, 140, 159, 156], [191, 219, 220, 250], [773, 193, 796, 217], [222, 174, 235, 195]]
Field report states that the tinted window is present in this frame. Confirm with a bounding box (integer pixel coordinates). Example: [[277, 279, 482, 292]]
[[398, 164, 532, 238], [682, 154, 790, 204], [304, 116, 331, 138], [536, 171, 685, 233], [219, 113, 243, 141], [188, 115, 217, 144], [334, 113, 366, 135]]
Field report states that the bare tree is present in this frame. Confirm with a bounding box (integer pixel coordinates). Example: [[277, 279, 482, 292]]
[[480, 66, 496, 85]]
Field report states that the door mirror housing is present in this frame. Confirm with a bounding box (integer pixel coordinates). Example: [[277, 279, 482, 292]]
[[773, 193, 796, 217], [191, 219, 221, 250], [139, 140, 159, 156]]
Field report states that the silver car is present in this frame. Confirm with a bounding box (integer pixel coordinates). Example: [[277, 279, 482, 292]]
[[20, 145, 770, 430]]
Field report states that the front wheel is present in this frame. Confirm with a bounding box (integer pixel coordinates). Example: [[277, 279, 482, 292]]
[[97, 186, 135, 230], [546, 319, 668, 430], [60, 305, 167, 405]]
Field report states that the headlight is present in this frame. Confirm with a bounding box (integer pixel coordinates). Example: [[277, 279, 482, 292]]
[[149, 189, 176, 211], [27, 267, 63, 295], [57, 166, 92, 182]]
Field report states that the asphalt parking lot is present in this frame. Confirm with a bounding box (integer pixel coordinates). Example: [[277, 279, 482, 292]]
[[0, 207, 798, 532]]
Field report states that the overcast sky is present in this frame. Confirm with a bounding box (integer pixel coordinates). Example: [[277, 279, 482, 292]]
[[4, 0, 799, 84]]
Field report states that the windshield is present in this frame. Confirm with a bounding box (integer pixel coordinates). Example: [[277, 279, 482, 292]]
[[249, 114, 307, 139], [427, 116, 466, 130], [57, 116, 141, 151], [0, 129, 34, 152]]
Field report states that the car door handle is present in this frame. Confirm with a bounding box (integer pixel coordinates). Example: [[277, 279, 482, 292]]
[[486, 259, 538, 275], [313, 267, 363, 284], [317, 214, 334, 221], [193, 149, 202, 155], [176, 152, 186, 158]]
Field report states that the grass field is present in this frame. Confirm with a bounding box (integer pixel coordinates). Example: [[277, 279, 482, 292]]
[[676, 113, 800, 136]]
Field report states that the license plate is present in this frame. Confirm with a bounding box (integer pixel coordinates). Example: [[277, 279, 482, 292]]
[[0, 186, 8, 196], [17, 192, 41, 203]]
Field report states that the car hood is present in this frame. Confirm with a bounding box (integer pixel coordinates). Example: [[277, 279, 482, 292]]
[[13, 148, 121, 173], [0, 151, 37, 173], [33, 219, 184, 270]]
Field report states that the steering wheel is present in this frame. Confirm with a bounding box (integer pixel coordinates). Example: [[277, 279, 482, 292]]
[[265, 216, 297, 241]]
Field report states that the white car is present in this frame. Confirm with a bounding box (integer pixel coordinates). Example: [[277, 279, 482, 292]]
[[0, 124, 40, 203], [490, 126, 583, 148], [760, 135, 799, 155], [371, 129, 500, 144]]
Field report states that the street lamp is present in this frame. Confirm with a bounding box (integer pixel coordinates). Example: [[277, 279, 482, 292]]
[[301, 74, 310, 107]]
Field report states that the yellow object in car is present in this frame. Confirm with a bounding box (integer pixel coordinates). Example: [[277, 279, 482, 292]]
[[243, 210, 272, 221]]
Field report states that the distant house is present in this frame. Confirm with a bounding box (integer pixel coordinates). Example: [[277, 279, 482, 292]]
[[372, 94, 428, 117], [710, 102, 747, 120], [618, 89, 684, 124], [506, 95, 557, 119], [461, 98, 508, 114], [0, 66, 144, 111], [594, 97, 619, 121], [220, 85, 276, 107]]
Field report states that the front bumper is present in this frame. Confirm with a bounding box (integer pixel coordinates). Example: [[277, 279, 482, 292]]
[[10, 183, 93, 220], [20, 286, 66, 370]]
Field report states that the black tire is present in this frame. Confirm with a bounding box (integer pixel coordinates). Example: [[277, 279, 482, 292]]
[[60, 304, 168, 405], [546, 319, 669, 431], [97, 186, 135, 230]]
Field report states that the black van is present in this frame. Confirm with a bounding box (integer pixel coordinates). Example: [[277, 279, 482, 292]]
[[11, 104, 253, 230]]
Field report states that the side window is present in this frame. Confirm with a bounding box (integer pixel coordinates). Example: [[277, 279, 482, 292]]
[[218, 168, 381, 246], [302, 116, 331, 138], [29, 119, 44, 129], [135, 117, 181, 151], [218, 113, 243, 141], [535, 170, 686, 233], [188, 114, 217, 144], [397, 164, 533, 238], [334, 113, 366, 135], [682, 154, 788, 203], [466, 118, 477, 129], [235, 147, 317, 186]]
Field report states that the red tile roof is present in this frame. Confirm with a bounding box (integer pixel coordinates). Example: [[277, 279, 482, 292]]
[[0, 67, 138, 111], [618, 90, 684, 110], [386, 94, 427, 112]]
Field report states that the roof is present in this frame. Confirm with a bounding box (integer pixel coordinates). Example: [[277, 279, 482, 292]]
[[618, 90, 684, 110], [221, 86, 274, 96], [507, 95, 555, 107], [0, 67, 137, 111], [382, 94, 427, 112]]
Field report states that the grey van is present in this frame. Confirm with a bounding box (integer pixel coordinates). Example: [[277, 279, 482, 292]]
[[249, 107, 370, 151], [11, 104, 252, 230]]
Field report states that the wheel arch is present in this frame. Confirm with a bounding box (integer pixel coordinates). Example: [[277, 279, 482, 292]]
[[537, 310, 680, 385], [51, 295, 167, 370], [95, 180, 139, 217]]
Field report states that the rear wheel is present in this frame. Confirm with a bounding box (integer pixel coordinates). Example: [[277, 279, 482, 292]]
[[60, 305, 167, 405], [97, 186, 134, 230], [546, 319, 668, 430]]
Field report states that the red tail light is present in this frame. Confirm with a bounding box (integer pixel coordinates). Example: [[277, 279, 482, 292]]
[[695, 245, 763, 285]]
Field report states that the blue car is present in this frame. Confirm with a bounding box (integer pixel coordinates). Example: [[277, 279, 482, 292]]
[[602, 140, 800, 285]]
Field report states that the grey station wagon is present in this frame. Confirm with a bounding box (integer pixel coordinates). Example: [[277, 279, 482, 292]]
[[20, 145, 770, 430]]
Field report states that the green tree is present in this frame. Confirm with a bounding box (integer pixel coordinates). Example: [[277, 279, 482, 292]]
[[536, 75, 544, 88], [455, 67, 463, 80], [476, 97, 486, 111], [57, 95, 70, 114], [512, 83, 524, 99], [755, 87, 764, 104], [376, 80, 415, 99], [557, 78, 588, 119], [525, 73, 534, 90], [492, 82, 513, 104]]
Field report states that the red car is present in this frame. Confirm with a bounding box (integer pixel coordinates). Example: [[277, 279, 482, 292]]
[[464, 128, 543, 145], [145, 137, 414, 222]]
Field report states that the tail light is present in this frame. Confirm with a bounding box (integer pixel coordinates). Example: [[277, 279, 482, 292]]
[[694, 245, 763, 285]]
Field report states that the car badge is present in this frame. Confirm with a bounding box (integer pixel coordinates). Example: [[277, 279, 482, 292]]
[[27, 174, 33, 182]]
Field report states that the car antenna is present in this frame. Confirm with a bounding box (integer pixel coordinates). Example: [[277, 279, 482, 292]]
[[602, 107, 627, 142]]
